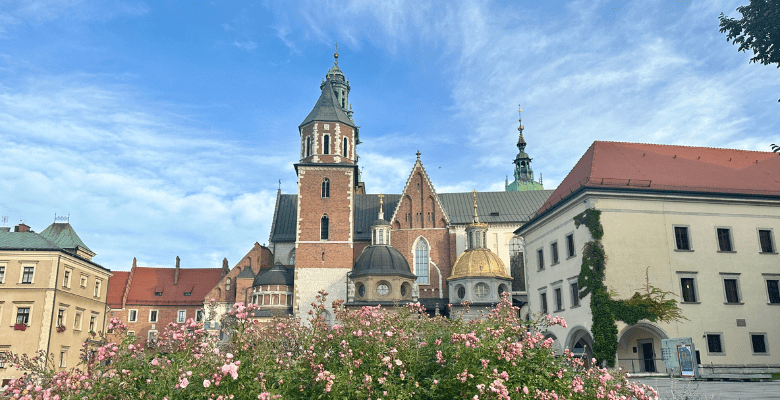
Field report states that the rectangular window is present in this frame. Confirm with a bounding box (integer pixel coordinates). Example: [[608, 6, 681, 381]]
[[59, 350, 67, 368], [717, 228, 733, 252], [540, 292, 548, 314], [674, 226, 691, 250], [89, 315, 97, 332], [0, 266, 5, 283], [751, 334, 768, 354], [128, 309, 138, 322], [177, 310, 186, 323], [681, 278, 697, 303], [566, 234, 575, 258], [570, 281, 580, 307], [63, 270, 71, 288], [706, 334, 723, 354], [57, 309, 65, 327], [196, 310, 204, 322], [21, 266, 34, 284], [73, 311, 82, 331], [767, 279, 780, 304], [537, 249, 544, 270], [724, 278, 740, 304], [127, 331, 135, 336], [149, 310, 158, 323], [80, 275, 87, 288], [551, 242, 559, 265], [148, 330, 158, 342], [93, 280, 101, 298], [554, 287, 563, 311], [759, 230, 775, 253], [16, 307, 30, 325]]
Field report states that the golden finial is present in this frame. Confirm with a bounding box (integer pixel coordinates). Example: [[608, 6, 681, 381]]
[[378, 193, 384, 219], [472, 190, 479, 223], [334, 42, 339, 65]]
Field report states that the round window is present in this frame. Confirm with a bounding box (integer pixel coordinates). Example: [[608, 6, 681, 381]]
[[474, 283, 489, 298], [358, 284, 366, 298], [377, 283, 390, 296], [400, 284, 407, 296], [457, 285, 466, 299]]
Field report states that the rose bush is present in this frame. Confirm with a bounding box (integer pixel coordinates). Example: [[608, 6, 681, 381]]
[[2, 292, 658, 399]]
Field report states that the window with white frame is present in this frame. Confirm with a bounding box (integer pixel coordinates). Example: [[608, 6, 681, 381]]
[[536, 249, 544, 270], [716, 228, 734, 252], [89, 314, 97, 332], [750, 333, 768, 355], [93, 280, 101, 298], [758, 229, 775, 253], [721, 273, 742, 304], [705, 333, 724, 355], [177, 310, 186, 323], [63, 269, 71, 288], [0, 347, 8, 368], [148, 330, 158, 342], [677, 272, 699, 303], [128, 309, 138, 322], [674, 226, 691, 250], [321, 178, 330, 198], [323, 134, 330, 154], [149, 309, 159, 323], [550, 242, 559, 265], [0, 265, 5, 284], [59, 348, 68, 368], [127, 330, 135, 336], [565, 233, 576, 258], [21, 266, 34, 284], [80, 274, 87, 288], [16, 307, 30, 325], [73, 310, 83, 331], [764, 275, 780, 304], [415, 239, 430, 285], [196, 310, 204, 322], [57, 308, 66, 327]]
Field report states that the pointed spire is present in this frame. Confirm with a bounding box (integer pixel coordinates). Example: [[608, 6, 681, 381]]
[[378, 193, 385, 220], [472, 190, 479, 224], [334, 42, 339, 66], [416, 150, 421, 162], [517, 105, 526, 152]]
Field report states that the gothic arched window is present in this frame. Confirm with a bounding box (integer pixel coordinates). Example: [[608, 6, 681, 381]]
[[321, 215, 329, 240], [305, 136, 312, 158], [288, 249, 295, 265], [321, 178, 330, 198], [415, 239, 430, 285], [323, 135, 330, 155], [342, 138, 348, 157]]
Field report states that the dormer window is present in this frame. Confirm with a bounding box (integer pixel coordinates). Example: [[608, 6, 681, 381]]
[[184, 291, 191, 296], [155, 291, 162, 296]]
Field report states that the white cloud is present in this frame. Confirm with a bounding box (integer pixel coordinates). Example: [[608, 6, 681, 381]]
[[233, 40, 258, 51]]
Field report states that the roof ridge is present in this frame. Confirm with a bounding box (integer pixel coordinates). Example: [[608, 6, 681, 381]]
[[595, 140, 775, 154]]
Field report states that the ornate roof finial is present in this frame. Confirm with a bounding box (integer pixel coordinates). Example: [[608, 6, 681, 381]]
[[472, 190, 479, 223], [416, 150, 421, 161], [517, 105, 526, 150], [334, 42, 339, 66], [378, 193, 385, 220]]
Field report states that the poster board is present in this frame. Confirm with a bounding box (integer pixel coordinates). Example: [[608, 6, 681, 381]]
[[661, 338, 698, 378]]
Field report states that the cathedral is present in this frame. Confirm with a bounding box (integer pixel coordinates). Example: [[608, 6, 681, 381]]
[[255, 52, 553, 320]]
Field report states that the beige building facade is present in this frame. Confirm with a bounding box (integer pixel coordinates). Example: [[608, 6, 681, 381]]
[[518, 142, 780, 375], [0, 222, 111, 384]]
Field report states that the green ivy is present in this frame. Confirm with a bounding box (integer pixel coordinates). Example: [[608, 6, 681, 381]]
[[573, 208, 684, 367]]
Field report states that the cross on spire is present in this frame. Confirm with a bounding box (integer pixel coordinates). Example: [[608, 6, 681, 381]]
[[378, 193, 385, 220]]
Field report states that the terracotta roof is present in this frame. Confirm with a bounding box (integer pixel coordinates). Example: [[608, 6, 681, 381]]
[[536, 141, 780, 217], [125, 267, 223, 306], [107, 271, 129, 309]]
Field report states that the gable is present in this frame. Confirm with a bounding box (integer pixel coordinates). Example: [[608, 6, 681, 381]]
[[390, 157, 449, 228]]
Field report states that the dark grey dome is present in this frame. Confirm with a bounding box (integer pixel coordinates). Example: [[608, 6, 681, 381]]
[[236, 266, 255, 279], [352, 245, 415, 278], [253, 265, 294, 287], [371, 218, 391, 226]]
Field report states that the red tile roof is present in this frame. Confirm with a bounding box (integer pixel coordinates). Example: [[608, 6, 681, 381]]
[[124, 267, 224, 306], [107, 271, 129, 309], [537, 141, 780, 216]]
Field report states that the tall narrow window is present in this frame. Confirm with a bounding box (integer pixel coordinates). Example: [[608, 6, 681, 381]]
[[537, 249, 544, 270], [759, 230, 775, 253], [674, 226, 691, 250], [321, 178, 330, 198], [540, 292, 548, 314], [551, 242, 559, 264], [0, 266, 5, 283], [305, 136, 312, 157], [509, 237, 524, 292], [63, 270, 70, 288], [570, 281, 580, 307], [378, 229, 384, 245], [554, 287, 563, 311], [415, 240, 430, 285], [724, 278, 740, 303], [323, 135, 330, 154], [342, 138, 348, 157], [681, 278, 697, 303], [767, 279, 780, 304], [320, 216, 329, 240], [566, 234, 575, 258], [717, 228, 733, 251], [22, 266, 34, 284]]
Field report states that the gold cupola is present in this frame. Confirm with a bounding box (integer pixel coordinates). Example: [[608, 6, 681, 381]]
[[449, 191, 510, 280]]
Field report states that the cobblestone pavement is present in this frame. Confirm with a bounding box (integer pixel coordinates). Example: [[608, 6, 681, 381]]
[[632, 377, 780, 399]]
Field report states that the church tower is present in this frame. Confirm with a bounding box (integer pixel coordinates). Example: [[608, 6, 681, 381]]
[[505, 107, 544, 191], [293, 50, 360, 320]]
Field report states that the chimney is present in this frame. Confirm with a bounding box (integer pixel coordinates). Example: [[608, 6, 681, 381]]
[[174, 256, 181, 286], [14, 223, 31, 233]]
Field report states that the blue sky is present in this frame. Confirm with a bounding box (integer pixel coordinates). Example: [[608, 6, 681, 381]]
[[1, 0, 777, 271]]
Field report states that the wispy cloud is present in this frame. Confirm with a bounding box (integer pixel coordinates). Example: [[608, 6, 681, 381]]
[[233, 40, 258, 51]]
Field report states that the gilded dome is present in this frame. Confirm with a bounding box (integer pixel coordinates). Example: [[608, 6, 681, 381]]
[[449, 248, 510, 280]]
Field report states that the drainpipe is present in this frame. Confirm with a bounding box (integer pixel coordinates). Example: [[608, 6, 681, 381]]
[[46, 254, 62, 368]]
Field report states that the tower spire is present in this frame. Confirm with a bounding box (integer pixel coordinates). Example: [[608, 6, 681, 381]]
[[517, 105, 526, 152], [471, 190, 479, 224]]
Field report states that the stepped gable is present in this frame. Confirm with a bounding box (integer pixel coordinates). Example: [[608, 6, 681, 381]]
[[389, 153, 450, 226], [536, 141, 780, 218]]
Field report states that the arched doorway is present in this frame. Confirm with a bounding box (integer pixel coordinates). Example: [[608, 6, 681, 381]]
[[565, 327, 594, 367], [617, 322, 669, 373]]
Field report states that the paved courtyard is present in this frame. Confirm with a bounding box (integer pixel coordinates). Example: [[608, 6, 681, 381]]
[[632, 377, 780, 400]]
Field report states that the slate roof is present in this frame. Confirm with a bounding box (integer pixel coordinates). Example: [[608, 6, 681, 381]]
[[253, 265, 294, 286], [535, 141, 780, 218], [0, 231, 61, 250], [236, 266, 256, 279], [269, 191, 552, 243], [438, 191, 554, 224], [351, 245, 415, 278], [299, 79, 355, 128], [39, 222, 92, 252], [124, 267, 224, 306]]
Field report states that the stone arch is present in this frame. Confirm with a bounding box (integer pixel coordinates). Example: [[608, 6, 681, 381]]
[[564, 326, 595, 362], [617, 322, 669, 373], [543, 331, 563, 355]]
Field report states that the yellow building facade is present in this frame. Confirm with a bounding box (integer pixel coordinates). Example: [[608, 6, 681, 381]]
[[0, 222, 111, 384]]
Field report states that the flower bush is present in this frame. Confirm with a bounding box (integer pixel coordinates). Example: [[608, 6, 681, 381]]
[[2, 292, 658, 399]]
